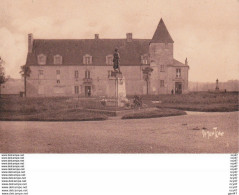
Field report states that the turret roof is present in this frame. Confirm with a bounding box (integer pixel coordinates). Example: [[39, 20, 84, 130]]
[[151, 18, 174, 43]]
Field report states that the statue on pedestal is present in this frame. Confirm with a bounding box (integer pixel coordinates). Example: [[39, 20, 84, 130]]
[[113, 48, 121, 73], [215, 78, 219, 91], [185, 57, 188, 65]]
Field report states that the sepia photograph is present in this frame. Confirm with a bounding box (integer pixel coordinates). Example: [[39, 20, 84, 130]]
[[0, 0, 238, 153]]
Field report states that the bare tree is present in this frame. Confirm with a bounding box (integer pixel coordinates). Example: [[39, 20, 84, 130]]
[[20, 65, 31, 97], [142, 67, 153, 95], [0, 57, 7, 97]]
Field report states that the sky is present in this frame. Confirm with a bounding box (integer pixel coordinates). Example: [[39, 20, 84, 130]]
[[0, 0, 238, 82]]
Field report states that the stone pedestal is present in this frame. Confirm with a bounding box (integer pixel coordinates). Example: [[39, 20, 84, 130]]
[[108, 71, 127, 107]]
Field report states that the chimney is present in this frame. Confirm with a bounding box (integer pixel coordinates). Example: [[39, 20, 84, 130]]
[[126, 33, 132, 42], [95, 34, 99, 39], [28, 33, 33, 53]]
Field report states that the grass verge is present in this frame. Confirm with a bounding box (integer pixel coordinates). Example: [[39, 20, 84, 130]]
[[138, 92, 238, 112], [0, 110, 107, 121], [156, 103, 238, 112], [0, 95, 108, 121], [122, 108, 186, 119]]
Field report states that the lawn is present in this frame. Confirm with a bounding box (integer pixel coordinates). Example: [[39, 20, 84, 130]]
[[136, 91, 238, 112], [0, 91, 238, 121], [122, 108, 186, 119], [0, 96, 108, 121]]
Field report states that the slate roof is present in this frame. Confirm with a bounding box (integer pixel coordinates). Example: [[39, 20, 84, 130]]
[[151, 18, 174, 43], [25, 19, 183, 66], [26, 39, 151, 66], [171, 59, 189, 67]]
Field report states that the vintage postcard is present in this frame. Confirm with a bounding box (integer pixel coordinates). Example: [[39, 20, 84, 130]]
[[0, 0, 238, 153]]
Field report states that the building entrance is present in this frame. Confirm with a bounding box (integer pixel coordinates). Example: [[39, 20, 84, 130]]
[[85, 86, 91, 97], [175, 82, 182, 94]]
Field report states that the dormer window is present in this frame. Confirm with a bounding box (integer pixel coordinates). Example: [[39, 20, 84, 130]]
[[141, 54, 149, 65], [106, 55, 113, 65], [54, 55, 62, 65], [38, 54, 46, 65], [83, 54, 92, 65]]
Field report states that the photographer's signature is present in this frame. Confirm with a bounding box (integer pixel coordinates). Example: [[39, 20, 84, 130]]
[[202, 127, 224, 139]]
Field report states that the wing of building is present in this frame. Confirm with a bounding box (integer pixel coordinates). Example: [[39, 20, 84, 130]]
[[25, 18, 189, 97]]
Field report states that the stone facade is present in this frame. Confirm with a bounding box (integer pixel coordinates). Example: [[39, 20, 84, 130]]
[[25, 18, 189, 97]]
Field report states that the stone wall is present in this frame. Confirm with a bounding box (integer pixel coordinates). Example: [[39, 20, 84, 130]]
[[149, 43, 173, 65], [26, 62, 189, 97], [26, 65, 146, 97], [167, 66, 189, 93]]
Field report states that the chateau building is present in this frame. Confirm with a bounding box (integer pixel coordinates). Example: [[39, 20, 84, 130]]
[[25, 18, 189, 97]]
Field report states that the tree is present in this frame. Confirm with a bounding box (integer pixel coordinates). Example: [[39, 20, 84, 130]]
[[20, 65, 31, 97], [142, 67, 153, 95], [0, 57, 7, 97]]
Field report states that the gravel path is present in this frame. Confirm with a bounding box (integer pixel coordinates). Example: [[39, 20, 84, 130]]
[[0, 111, 238, 153]]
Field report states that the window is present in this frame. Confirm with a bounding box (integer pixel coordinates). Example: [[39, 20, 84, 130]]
[[106, 55, 113, 65], [38, 54, 46, 65], [38, 70, 44, 75], [108, 70, 112, 78], [75, 70, 79, 78], [83, 55, 92, 64], [150, 45, 156, 54], [38, 70, 44, 79], [85, 70, 90, 78], [56, 70, 60, 80], [54, 55, 62, 64], [160, 65, 165, 72], [74, 86, 79, 94], [85, 57, 91, 64], [176, 68, 181, 78], [141, 55, 148, 64], [57, 80, 60, 84], [160, 80, 164, 87]]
